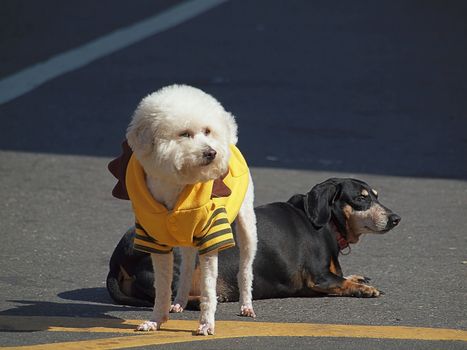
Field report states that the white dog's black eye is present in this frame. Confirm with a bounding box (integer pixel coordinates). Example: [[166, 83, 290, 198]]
[[204, 128, 211, 136], [179, 131, 192, 138]]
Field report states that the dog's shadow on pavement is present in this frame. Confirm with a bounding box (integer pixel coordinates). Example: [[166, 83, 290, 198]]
[[58, 287, 115, 305], [0, 288, 148, 332]]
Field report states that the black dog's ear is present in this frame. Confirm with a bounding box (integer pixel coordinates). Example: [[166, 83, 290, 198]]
[[287, 194, 306, 211], [304, 180, 340, 229]]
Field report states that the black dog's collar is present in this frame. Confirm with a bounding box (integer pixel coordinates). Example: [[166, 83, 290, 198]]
[[330, 220, 351, 255]]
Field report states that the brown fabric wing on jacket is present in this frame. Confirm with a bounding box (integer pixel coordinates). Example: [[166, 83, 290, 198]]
[[108, 140, 133, 200]]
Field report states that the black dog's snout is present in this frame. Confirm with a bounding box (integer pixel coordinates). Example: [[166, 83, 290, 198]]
[[387, 214, 401, 228], [202, 148, 217, 162]]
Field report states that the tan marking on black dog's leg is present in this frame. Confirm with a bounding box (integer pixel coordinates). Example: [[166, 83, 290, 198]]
[[304, 272, 316, 289], [291, 271, 304, 290], [328, 258, 344, 277], [292, 269, 316, 290], [329, 259, 338, 275], [119, 266, 135, 296], [329, 260, 336, 275]]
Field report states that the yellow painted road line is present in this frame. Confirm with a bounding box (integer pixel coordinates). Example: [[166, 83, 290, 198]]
[[0, 316, 466, 349], [0, 316, 137, 334]]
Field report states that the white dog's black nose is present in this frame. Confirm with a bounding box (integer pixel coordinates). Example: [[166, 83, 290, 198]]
[[202, 148, 217, 163]]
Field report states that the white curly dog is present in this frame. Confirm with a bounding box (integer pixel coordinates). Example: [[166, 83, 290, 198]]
[[124, 85, 257, 335]]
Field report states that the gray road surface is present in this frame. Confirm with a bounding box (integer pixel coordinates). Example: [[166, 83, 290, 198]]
[[1, 1, 466, 349]]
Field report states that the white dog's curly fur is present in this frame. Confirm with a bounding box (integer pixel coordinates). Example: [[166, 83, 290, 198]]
[[126, 85, 257, 335]]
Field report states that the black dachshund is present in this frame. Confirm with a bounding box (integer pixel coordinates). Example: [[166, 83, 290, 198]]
[[107, 178, 401, 307]]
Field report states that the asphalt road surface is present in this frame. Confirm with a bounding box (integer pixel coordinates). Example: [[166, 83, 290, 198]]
[[1, 1, 466, 349]]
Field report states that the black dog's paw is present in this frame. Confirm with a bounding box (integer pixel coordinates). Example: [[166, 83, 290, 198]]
[[354, 285, 381, 298], [345, 275, 371, 284]]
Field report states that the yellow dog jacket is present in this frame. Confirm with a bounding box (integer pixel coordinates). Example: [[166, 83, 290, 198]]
[[109, 141, 249, 255]]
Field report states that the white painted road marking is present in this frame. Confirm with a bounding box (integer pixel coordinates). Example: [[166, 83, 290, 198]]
[[0, 0, 227, 105]]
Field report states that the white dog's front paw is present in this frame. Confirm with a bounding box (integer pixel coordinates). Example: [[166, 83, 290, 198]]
[[196, 322, 215, 336], [170, 303, 184, 313], [135, 321, 160, 332], [240, 304, 256, 318]]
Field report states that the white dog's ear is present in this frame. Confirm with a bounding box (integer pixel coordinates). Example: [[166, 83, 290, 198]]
[[224, 111, 238, 145], [126, 117, 154, 156]]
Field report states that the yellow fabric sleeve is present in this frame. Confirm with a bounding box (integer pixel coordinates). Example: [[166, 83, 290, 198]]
[[133, 222, 173, 255], [194, 207, 235, 255]]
